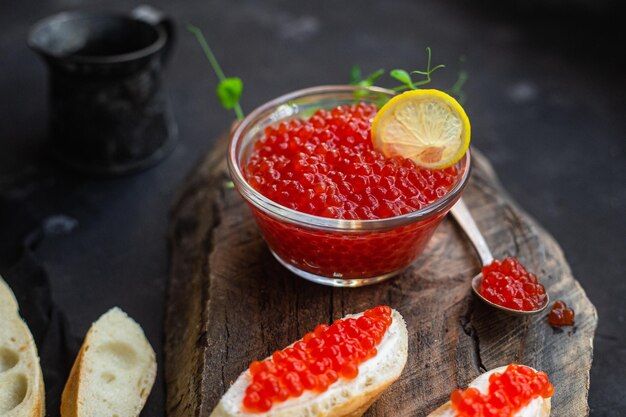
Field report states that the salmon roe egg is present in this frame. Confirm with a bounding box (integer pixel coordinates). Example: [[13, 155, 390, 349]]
[[548, 300, 575, 326], [479, 257, 547, 311], [242, 306, 393, 412], [450, 364, 554, 417], [245, 103, 459, 220]]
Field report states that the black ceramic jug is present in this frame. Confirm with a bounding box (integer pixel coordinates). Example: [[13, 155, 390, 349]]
[[28, 6, 177, 175]]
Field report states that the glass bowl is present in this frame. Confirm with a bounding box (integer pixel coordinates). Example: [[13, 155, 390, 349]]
[[228, 85, 471, 287]]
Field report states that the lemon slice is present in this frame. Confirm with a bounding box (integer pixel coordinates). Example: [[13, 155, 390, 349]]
[[372, 89, 470, 169]]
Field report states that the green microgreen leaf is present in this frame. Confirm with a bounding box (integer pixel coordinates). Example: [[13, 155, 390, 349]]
[[217, 77, 243, 108], [390, 69, 414, 88], [188, 23, 244, 120], [351, 67, 384, 87], [375, 93, 391, 108], [350, 65, 362, 85], [350, 48, 469, 105], [350, 67, 385, 101], [364, 69, 385, 86]]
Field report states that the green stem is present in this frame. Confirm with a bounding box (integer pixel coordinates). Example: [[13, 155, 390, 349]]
[[187, 24, 226, 81], [234, 104, 244, 120], [413, 78, 431, 87], [449, 70, 468, 103], [188, 23, 245, 120]]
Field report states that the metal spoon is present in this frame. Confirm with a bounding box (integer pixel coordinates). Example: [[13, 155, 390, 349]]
[[449, 198, 549, 315]]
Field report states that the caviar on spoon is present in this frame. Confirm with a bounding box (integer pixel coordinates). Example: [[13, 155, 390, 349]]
[[449, 198, 549, 315]]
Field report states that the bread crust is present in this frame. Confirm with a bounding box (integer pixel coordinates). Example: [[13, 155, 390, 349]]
[[427, 366, 552, 417], [0, 277, 45, 417], [60, 344, 84, 417], [428, 399, 550, 417], [211, 378, 397, 417], [325, 378, 395, 417]]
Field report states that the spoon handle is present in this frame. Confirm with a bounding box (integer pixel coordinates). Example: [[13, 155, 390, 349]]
[[450, 198, 494, 266]]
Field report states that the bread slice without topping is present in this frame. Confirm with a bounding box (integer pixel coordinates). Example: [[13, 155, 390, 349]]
[[210, 309, 408, 417], [0, 276, 45, 417], [60, 307, 156, 417], [427, 366, 551, 417]]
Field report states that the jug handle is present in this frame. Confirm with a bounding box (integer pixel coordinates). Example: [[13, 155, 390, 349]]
[[131, 5, 175, 64]]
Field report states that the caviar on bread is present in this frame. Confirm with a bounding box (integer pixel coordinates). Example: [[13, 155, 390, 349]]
[[210, 306, 408, 417], [428, 364, 553, 417]]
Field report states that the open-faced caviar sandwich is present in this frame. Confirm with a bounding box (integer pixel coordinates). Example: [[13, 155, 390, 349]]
[[209, 306, 408, 417], [428, 364, 553, 417]]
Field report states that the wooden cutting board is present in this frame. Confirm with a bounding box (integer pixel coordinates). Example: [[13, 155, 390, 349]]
[[164, 134, 597, 417]]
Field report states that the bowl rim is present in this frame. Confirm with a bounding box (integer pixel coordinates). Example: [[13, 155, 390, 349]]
[[228, 85, 471, 233]]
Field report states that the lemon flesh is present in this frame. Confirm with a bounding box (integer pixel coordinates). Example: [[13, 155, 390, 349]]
[[372, 89, 470, 169]]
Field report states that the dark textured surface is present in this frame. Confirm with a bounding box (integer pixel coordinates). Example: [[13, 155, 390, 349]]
[[0, 0, 624, 416]]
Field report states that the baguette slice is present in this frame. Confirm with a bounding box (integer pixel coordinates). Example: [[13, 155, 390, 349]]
[[60, 307, 156, 417], [0, 276, 45, 417], [210, 309, 408, 417], [428, 366, 551, 417]]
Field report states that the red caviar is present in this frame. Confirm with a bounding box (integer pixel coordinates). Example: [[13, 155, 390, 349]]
[[242, 306, 393, 412], [480, 258, 547, 311], [451, 364, 554, 417], [246, 103, 458, 220], [548, 300, 575, 326]]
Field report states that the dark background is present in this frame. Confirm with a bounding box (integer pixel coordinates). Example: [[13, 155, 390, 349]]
[[1, 0, 624, 416]]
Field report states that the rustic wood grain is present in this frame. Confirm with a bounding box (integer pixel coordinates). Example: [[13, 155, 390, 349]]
[[164, 134, 597, 417]]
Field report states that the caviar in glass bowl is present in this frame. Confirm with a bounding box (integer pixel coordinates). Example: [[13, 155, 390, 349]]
[[228, 86, 471, 286]]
